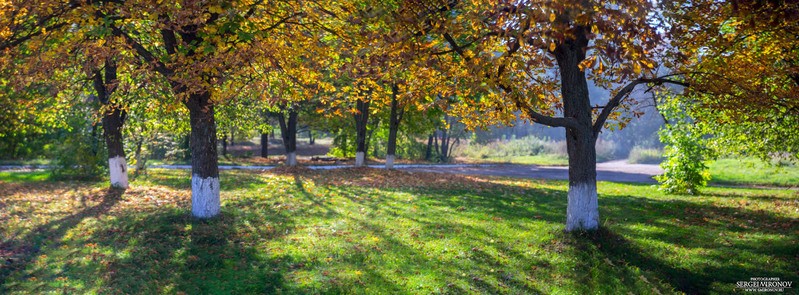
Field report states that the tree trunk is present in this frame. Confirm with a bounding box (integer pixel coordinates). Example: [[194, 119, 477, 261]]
[[261, 133, 269, 158], [353, 99, 369, 167], [184, 91, 220, 219], [308, 130, 315, 145], [277, 109, 298, 166], [133, 136, 146, 177], [386, 85, 403, 169], [93, 61, 128, 189], [102, 107, 128, 188], [425, 135, 433, 160], [433, 131, 440, 162], [221, 133, 228, 156], [555, 29, 599, 232], [439, 124, 450, 162]]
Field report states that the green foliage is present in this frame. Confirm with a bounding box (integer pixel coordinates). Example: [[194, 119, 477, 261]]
[[655, 94, 714, 195], [50, 129, 107, 181], [328, 127, 353, 158], [627, 147, 663, 164]]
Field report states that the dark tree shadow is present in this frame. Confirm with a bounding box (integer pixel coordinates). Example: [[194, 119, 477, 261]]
[[0, 187, 125, 288]]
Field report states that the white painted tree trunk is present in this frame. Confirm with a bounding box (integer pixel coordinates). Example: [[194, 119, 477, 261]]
[[566, 182, 599, 231], [355, 151, 365, 167], [191, 174, 220, 218], [286, 152, 297, 167], [108, 156, 129, 189], [385, 155, 395, 169]]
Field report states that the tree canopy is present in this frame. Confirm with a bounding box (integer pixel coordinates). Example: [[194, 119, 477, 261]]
[[1, 0, 796, 229]]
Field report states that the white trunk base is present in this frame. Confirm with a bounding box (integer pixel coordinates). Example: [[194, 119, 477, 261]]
[[191, 175, 220, 218], [566, 182, 599, 231], [385, 155, 395, 169], [108, 156, 129, 188], [286, 152, 297, 167], [355, 152, 365, 167]]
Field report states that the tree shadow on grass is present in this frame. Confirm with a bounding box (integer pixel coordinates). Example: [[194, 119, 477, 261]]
[[33, 202, 300, 294], [594, 191, 799, 294], [0, 187, 124, 289]]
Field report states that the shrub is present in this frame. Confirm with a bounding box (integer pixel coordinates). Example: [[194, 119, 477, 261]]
[[51, 131, 107, 181], [655, 95, 715, 195]]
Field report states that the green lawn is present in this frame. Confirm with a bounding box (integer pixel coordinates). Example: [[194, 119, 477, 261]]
[[1, 169, 797, 294], [0, 171, 51, 182], [709, 158, 799, 187]]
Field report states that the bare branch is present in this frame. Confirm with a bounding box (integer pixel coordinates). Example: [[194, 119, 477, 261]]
[[592, 76, 690, 137]]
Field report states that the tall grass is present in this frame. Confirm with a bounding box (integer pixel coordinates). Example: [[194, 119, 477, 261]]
[[458, 136, 620, 163], [627, 147, 664, 164], [458, 136, 566, 160]]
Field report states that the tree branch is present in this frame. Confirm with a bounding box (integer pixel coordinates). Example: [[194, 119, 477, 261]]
[[592, 76, 689, 137], [109, 25, 171, 77]]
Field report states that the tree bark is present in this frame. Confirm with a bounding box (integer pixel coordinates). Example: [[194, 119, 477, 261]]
[[276, 109, 298, 166], [93, 61, 128, 189], [184, 91, 220, 219], [433, 130, 440, 161], [555, 27, 599, 232], [261, 133, 269, 158], [425, 134, 434, 160], [386, 85, 403, 169], [353, 99, 369, 167], [133, 136, 146, 177], [221, 133, 228, 156], [439, 119, 450, 162], [103, 107, 128, 188]]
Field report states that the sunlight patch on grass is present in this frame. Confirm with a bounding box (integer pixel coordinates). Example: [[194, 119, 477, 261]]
[[709, 158, 799, 187]]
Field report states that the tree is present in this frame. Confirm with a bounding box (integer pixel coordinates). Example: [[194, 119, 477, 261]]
[[86, 0, 307, 218], [1, 1, 145, 188], [91, 59, 128, 188], [385, 84, 404, 168], [397, 1, 685, 231], [661, 0, 799, 163], [274, 106, 299, 166]]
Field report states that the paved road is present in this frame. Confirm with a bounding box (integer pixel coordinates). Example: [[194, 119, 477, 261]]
[[402, 161, 662, 183], [1, 160, 663, 183]]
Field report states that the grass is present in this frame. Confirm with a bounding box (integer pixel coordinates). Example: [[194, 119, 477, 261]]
[[709, 158, 799, 187], [1, 169, 797, 294], [0, 171, 51, 182]]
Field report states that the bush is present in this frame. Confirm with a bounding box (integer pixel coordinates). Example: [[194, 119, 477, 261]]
[[654, 94, 716, 195], [51, 131, 107, 181], [627, 147, 664, 164]]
